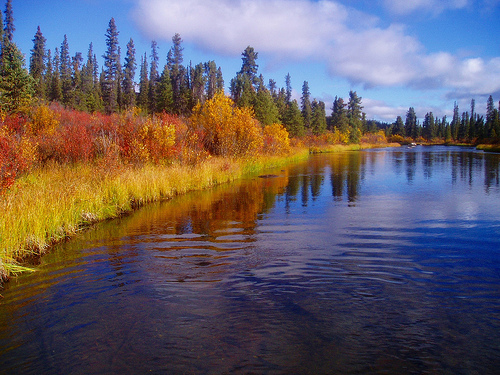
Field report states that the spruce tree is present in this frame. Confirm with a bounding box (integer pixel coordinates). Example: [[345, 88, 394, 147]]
[[137, 52, 149, 111], [3, 0, 14, 42], [0, 39, 34, 112], [59, 35, 72, 106], [331, 96, 348, 133], [347, 91, 363, 142], [283, 99, 305, 137], [254, 82, 279, 125], [121, 38, 136, 109], [102, 17, 120, 113], [204, 60, 218, 100], [311, 100, 327, 135], [29, 26, 47, 99], [148, 40, 159, 113], [48, 47, 62, 102], [301, 81, 311, 128], [285, 73, 292, 104], [156, 64, 173, 113]]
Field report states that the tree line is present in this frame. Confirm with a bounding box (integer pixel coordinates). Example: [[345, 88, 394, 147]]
[[1, 0, 499, 144]]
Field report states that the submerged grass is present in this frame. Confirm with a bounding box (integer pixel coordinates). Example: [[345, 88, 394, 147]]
[[0, 150, 311, 281]]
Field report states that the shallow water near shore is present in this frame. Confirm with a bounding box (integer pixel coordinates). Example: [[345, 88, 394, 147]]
[[1, 146, 499, 374]]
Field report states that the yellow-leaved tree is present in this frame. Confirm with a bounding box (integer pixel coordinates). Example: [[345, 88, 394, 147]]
[[189, 92, 263, 157]]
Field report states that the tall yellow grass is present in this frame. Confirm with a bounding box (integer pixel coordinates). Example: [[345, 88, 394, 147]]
[[0, 150, 310, 280]]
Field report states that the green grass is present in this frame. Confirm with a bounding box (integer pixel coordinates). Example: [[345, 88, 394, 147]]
[[476, 144, 500, 153]]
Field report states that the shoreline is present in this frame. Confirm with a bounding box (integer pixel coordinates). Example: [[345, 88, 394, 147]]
[[0, 143, 399, 284]]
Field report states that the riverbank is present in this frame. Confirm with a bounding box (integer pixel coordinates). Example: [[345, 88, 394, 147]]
[[0, 149, 310, 282]]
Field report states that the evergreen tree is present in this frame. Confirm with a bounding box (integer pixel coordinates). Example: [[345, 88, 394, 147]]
[[283, 99, 305, 137], [331, 96, 348, 133], [190, 62, 205, 106], [450, 102, 460, 140], [311, 99, 327, 135], [347, 91, 363, 142], [29, 26, 47, 99], [485, 95, 500, 138], [240, 46, 258, 87], [422, 112, 436, 141], [59, 35, 72, 106], [156, 63, 173, 113], [168, 33, 185, 113], [404, 107, 418, 139], [393, 115, 405, 137], [102, 17, 120, 113], [3, 0, 14, 42], [254, 82, 279, 125], [0, 39, 34, 112], [148, 40, 159, 113], [81, 43, 100, 111], [122, 38, 136, 109], [285, 73, 292, 104], [71, 52, 84, 109], [137, 52, 149, 111], [48, 47, 62, 102], [204, 60, 218, 100], [301, 81, 311, 128]]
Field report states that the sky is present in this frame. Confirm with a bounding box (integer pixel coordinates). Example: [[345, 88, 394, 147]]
[[11, 0, 500, 122]]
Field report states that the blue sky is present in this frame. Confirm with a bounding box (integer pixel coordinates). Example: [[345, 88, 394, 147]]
[[12, 0, 500, 122]]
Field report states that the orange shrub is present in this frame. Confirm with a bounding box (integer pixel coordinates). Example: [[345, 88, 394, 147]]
[[189, 93, 263, 157], [27, 104, 60, 135], [262, 123, 291, 155]]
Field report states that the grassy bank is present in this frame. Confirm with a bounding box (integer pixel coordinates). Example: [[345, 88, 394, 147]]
[[0, 149, 310, 281], [476, 144, 500, 153]]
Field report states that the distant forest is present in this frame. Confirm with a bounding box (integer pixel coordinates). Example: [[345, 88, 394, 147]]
[[1, 0, 500, 143]]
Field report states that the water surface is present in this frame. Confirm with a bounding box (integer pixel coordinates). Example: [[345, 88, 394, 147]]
[[1, 146, 499, 374]]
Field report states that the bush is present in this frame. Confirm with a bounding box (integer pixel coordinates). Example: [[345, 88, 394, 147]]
[[189, 93, 263, 157], [262, 123, 291, 155]]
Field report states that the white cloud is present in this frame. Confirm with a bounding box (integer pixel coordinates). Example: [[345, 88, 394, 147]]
[[383, 0, 469, 15], [132, 0, 500, 98]]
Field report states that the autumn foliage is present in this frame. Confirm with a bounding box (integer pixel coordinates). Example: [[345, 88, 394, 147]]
[[0, 95, 296, 195]]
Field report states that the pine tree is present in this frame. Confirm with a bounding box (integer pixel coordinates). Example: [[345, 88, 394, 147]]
[[285, 73, 292, 104], [71, 52, 84, 109], [190, 62, 205, 107], [102, 17, 120, 113], [48, 47, 62, 102], [156, 64, 173, 113], [3, 0, 14, 42], [404, 107, 417, 139], [331, 96, 348, 133], [204, 60, 218, 100], [393, 116, 405, 137], [311, 99, 327, 135], [422, 112, 435, 141], [148, 40, 159, 113], [301, 81, 311, 128], [59, 35, 72, 106], [0, 39, 34, 112], [254, 82, 279, 125], [137, 52, 149, 111], [239, 46, 258, 87], [29, 26, 47, 99], [347, 91, 363, 142], [283, 99, 305, 137], [450, 102, 460, 141], [81, 43, 100, 111], [121, 38, 136, 109], [169, 34, 185, 113]]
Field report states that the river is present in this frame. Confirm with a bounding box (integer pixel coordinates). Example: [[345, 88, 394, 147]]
[[1, 146, 499, 374]]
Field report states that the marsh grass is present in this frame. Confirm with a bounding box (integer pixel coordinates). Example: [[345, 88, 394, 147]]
[[0, 151, 312, 280]]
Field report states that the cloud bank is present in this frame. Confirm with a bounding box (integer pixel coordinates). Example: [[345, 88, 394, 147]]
[[132, 0, 500, 99]]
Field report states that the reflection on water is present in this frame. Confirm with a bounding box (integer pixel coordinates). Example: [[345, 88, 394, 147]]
[[1, 146, 499, 374]]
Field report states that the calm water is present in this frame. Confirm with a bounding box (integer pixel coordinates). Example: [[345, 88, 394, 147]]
[[1, 146, 499, 374]]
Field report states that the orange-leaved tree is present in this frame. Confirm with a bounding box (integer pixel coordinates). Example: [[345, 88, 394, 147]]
[[189, 92, 263, 157], [262, 123, 291, 155]]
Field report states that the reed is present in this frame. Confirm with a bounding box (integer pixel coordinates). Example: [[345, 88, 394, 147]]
[[0, 151, 312, 280]]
